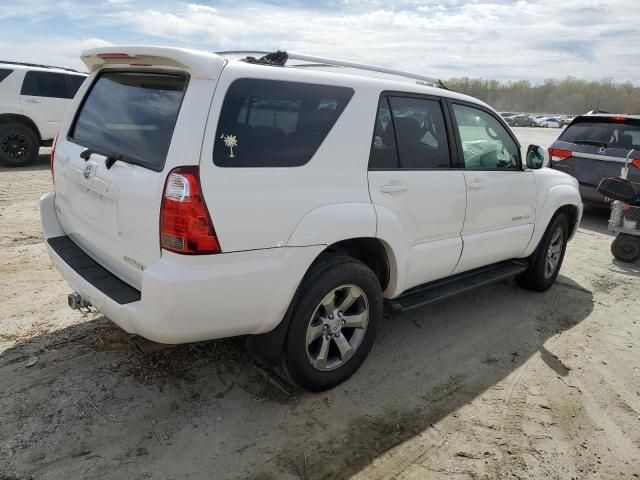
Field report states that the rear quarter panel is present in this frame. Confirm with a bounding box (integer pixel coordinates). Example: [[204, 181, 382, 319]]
[[198, 63, 380, 253]]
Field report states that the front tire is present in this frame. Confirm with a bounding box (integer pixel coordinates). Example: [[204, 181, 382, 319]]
[[611, 234, 640, 263], [281, 255, 382, 391], [517, 213, 569, 291], [0, 123, 39, 167]]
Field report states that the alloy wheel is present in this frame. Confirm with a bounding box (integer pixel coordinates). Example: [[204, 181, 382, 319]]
[[305, 284, 369, 371], [544, 227, 564, 279], [1, 132, 30, 159]]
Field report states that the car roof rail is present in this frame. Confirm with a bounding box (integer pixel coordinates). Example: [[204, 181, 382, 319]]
[[0, 60, 83, 73], [215, 50, 446, 88]]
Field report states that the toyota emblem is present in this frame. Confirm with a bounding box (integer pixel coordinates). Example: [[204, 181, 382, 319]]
[[598, 147, 606, 154], [83, 163, 95, 179]]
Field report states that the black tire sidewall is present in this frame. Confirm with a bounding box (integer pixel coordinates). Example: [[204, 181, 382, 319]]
[[0, 123, 39, 167], [611, 234, 640, 263], [283, 256, 383, 392], [519, 213, 569, 291]]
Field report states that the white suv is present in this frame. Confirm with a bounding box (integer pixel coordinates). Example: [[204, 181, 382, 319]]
[[41, 46, 583, 391], [0, 61, 86, 167]]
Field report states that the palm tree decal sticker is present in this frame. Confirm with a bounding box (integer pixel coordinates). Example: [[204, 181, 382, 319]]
[[221, 134, 238, 158]]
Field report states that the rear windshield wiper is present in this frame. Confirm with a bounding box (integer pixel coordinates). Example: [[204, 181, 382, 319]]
[[573, 139, 608, 148]]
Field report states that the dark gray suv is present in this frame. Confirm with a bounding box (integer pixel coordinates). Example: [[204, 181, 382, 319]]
[[549, 113, 640, 203]]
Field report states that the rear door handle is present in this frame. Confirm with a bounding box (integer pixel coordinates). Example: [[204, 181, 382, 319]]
[[24, 98, 41, 104], [467, 180, 486, 190], [380, 183, 408, 193]]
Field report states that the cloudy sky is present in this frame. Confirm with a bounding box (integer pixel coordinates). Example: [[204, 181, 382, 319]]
[[1, 0, 638, 83]]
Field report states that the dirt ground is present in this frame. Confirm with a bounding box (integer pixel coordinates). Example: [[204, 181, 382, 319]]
[[1, 138, 639, 479]]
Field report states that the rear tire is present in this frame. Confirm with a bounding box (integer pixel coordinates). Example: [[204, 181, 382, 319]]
[[517, 213, 569, 291], [611, 234, 640, 263], [281, 255, 382, 392], [0, 123, 39, 167]]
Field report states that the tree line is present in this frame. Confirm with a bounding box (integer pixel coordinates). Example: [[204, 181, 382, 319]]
[[445, 77, 640, 115]]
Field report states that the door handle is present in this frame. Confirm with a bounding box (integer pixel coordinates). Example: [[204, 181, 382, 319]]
[[380, 183, 408, 193], [24, 98, 41, 104], [467, 180, 486, 190]]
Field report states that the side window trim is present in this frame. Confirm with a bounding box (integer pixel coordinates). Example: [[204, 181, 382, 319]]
[[368, 90, 456, 171], [446, 98, 523, 170]]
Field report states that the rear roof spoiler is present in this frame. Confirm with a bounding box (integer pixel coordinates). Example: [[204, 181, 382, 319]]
[[80, 46, 224, 79]]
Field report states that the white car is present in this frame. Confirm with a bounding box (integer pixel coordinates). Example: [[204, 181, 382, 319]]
[[41, 46, 583, 391], [537, 117, 563, 128], [0, 61, 87, 167]]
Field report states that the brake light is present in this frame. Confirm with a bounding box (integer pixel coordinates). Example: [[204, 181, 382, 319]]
[[97, 53, 132, 59], [548, 148, 572, 161], [611, 116, 626, 122], [50, 133, 58, 183], [631, 159, 640, 170], [160, 166, 220, 255]]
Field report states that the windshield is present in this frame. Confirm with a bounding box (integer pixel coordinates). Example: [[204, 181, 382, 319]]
[[69, 71, 188, 171], [560, 120, 640, 150]]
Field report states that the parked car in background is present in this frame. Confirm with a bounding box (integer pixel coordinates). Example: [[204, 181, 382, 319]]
[[0, 61, 87, 167], [549, 113, 640, 203], [506, 114, 537, 127], [536, 117, 563, 128], [42, 46, 582, 391]]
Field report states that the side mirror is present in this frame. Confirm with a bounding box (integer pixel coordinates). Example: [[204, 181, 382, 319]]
[[526, 144, 549, 169]]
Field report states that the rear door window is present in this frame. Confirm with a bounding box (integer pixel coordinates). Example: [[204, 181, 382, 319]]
[[0, 68, 13, 83], [560, 120, 640, 151], [369, 95, 451, 169], [21, 71, 70, 98], [213, 79, 354, 167], [69, 71, 188, 171]]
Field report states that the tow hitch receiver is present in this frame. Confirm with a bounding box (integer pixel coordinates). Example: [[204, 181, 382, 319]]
[[68, 292, 92, 312]]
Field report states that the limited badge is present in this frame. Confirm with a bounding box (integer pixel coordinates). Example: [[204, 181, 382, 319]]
[[220, 133, 238, 158]]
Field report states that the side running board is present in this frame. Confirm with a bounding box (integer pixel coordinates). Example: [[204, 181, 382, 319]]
[[387, 260, 529, 312]]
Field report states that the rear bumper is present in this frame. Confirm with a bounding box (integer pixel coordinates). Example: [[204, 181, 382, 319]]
[[40, 192, 323, 344]]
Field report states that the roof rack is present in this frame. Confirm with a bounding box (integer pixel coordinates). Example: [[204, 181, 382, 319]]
[[0, 60, 82, 73], [215, 50, 445, 88]]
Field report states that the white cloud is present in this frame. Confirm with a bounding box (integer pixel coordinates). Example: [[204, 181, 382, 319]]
[[1, 37, 113, 71], [1, 0, 638, 82]]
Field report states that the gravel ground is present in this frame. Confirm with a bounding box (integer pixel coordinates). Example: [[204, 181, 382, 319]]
[[1, 128, 639, 479]]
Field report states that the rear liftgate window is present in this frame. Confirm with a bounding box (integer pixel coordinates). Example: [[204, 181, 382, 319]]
[[213, 79, 354, 167], [560, 120, 640, 150], [69, 71, 188, 171]]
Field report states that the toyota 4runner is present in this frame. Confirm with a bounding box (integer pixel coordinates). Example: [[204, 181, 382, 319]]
[[41, 47, 583, 391]]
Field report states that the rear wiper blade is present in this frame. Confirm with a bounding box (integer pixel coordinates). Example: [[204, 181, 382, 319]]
[[573, 139, 608, 148]]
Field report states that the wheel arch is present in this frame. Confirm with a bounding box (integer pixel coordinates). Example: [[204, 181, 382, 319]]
[[0, 113, 42, 143], [522, 184, 582, 257], [246, 236, 396, 368]]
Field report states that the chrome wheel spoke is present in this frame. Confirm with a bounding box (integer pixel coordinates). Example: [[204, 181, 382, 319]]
[[334, 333, 353, 360], [314, 337, 331, 369], [320, 291, 336, 316], [336, 286, 361, 313], [342, 311, 367, 329], [306, 323, 325, 346]]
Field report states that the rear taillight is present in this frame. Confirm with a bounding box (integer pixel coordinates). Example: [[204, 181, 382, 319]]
[[160, 166, 220, 255], [548, 148, 572, 162], [631, 159, 640, 170], [50, 133, 58, 183]]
